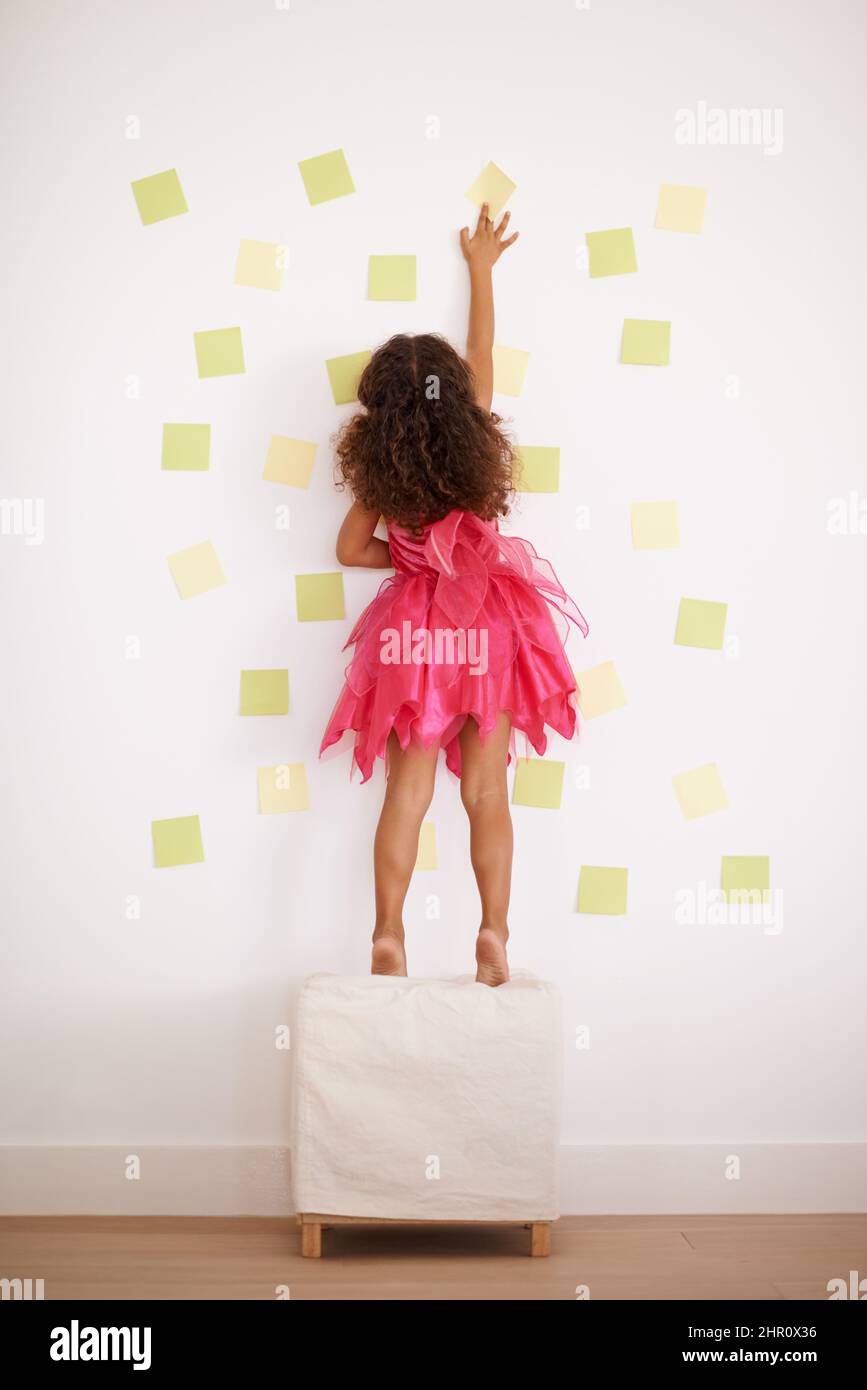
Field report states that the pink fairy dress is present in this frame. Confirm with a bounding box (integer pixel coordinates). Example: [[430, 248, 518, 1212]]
[[320, 509, 589, 780]]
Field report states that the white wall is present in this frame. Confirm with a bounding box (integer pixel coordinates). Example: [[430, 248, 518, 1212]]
[[2, 0, 866, 1209]]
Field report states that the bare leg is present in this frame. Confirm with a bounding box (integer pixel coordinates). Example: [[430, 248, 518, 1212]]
[[372, 731, 439, 976], [458, 712, 513, 986]]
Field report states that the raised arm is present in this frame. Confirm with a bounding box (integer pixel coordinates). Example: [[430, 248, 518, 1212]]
[[335, 500, 392, 569], [459, 202, 519, 412]]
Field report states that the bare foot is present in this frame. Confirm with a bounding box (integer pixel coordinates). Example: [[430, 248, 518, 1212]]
[[475, 927, 510, 987], [371, 935, 407, 977]]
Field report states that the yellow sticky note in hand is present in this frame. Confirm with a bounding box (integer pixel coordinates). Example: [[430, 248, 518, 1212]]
[[263, 436, 316, 489], [516, 446, 560, 494], [675, 597, 727, 650], [368, 255, 417, 301], [621, 318, 670, 366], [672, 763, 728, 820], [234, 239, 286, 290], [586, 228, 637, 278], [298, 148, 355, 205], [151, 815, 204, 868], [295, 572, 345, 621], [655, 184, 708, 234], [161, 423, 210, 472], [168, 540, 226, 599], [325, 350, 372, 405], [576, 661, 627, 720], [464, 161, 516, 218], [493, 345, 530, 396], [721, 855, 770, 902], [414, 821, 438, 871], [258, 763, 309, 814], [131, 169, 188, 226], [630, 501, 680, 549], [577, 865, 629, 916], [240, 669, 289, 716], [194, 327, 245, 378], [512, 758, 565, 809]]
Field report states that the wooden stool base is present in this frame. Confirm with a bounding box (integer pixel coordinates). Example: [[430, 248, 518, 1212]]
[[297, 1213, 553, 1258]]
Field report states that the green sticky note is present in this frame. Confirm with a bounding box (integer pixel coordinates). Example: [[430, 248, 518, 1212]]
[[621, 318, 671, 366], [516, 446, 560, 494], [368, 255, 417, 301], [240, 669, 289, 715], [675, 597, 727, 650], [512, 758, 565, 809], [295, 572, 346, 622], [151, 815, 204, 868], [194, 327, 245, 379], [298, 148, 355, 206], [161, 423, 210, 472], [587, 228, 637, 278], [131, 169, 188, 226], [721, 855, 770, 902], [325, 350, 371, 405], [577, 866, 629, 916]]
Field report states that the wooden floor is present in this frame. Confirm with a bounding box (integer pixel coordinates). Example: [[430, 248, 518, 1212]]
[[2, 1214, 866, 1300]]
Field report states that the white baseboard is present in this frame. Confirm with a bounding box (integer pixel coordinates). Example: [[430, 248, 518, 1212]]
[[1, 1144, 865, 1216]]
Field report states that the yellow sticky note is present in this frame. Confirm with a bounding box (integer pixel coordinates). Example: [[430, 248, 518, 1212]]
[[512, 758, 565, 809], [493, 345, 530, 397], [161, 423, 210, 472], [167, 540, 226, 599], [516, 446, 560, 494], [672, 763, 728, 820], [655, 184, 708, 235], [675, 597, 727, 650], [464, 161, 517, 218], [415, 821, 438, 871], [240, 669, 289, 716], [151, 815, 204, 868], [258, 763, 309, 814], [621, 318, 670, 366], [131, 169, 188, 226], [295, 572, 345, 622], [630, 501, 680, 549], [576, 661, 627, 721], [263, 436, 316, 489], [721, 855, 770, 902], [234, 239, 285, 291], [368, 255, 417, 301], [577, 866, 629, 916], [325, 350, 372, 405], [586, 228, 637, 278], [298, 149, 355, 206], [194, 327, 245, 379]]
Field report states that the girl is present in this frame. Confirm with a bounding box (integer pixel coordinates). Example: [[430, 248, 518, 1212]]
[[320, 204, 588, 986]]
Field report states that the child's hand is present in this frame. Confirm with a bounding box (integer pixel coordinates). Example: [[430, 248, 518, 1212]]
[[460, 203, 519, 271]]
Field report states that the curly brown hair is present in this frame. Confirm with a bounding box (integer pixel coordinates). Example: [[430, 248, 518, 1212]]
[[334, 333, 514, 530]]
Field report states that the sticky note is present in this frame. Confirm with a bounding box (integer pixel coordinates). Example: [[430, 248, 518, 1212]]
[[576, 661, 627, 721], [368, 255, 417, 301], [586, 228, 637, 278], [240, 669, 289, 716], [675, 598, 727, 650], [655, 184, 708, 235], [161, 423, 210, 472], [263, 436, 316, 489], [325, 350, 372, 405], [415, 821, 438, 871], [194, 327, 245, 379], [672, 763, 728, 820], [721, 855, 770, 902], [492, 345, 530, 397], [516, 446, 560, 493], [512, 758, 565, 809], [630, 500, 680, 549], [167, 540, 226, 599], [131, 169, 188, 226], [577, 866, 629, 916], [295, 572, 345, 622], [258, 763, 309, 814], [151, 815, 204, 868], [298, 149, 355, 206], [464, 161, 517, 218], [234, 239, 285, 291], [621, 318, 670, 366]]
